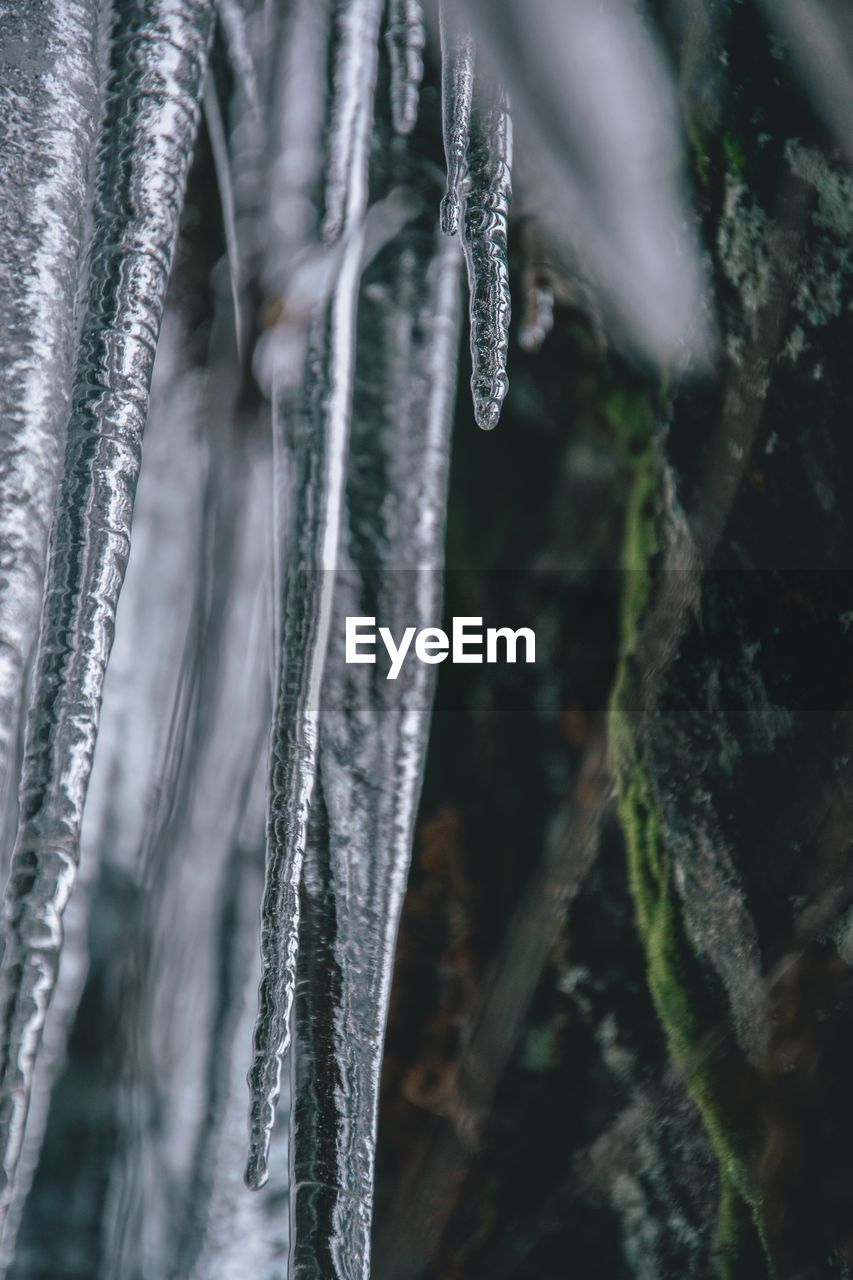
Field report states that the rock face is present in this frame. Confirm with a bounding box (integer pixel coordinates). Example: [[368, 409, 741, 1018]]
[[614, 6, 853, 1277]]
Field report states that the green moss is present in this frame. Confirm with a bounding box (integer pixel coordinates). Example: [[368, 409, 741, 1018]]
[[607, 397, 770, 1277], [723, 131, 747, 180], [612, 709, 765, 1274], [603, 388, 653, 456], [678, 3, 724, 191], [520, 1023, 560, 1072], [684, 116, 711, 189]]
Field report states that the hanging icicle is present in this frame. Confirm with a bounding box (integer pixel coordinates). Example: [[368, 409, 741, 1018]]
[[438, 0, 476, 238], [253, 0, 334, 397], [0, 0, 100, 850], [216, 0, 262, 122], [245, 0, 385, 1194], [437, 0, 513, 429], [518, 218, 555, 353], [0, 0, 214, 1234], [461, 79, 513, 430], [287, 143, 463, 1275], [385, 0, 425, 136]]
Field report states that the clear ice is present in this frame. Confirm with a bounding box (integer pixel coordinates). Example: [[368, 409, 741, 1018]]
[[385, 0, 425, 135], [0, 0, 213, 1235], [0, 0, 100, 852], [438, 0, 476, 237], [286, 105, 462, 1277], [245, 0, 385, 1194], [461, 80, 513, 431]]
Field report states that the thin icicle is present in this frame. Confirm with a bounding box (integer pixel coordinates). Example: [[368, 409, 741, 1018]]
[[439, 0, 476, 237], [518, 219, 555, 352], [290, 212, 463, 1280], [385, 0, 425, 136], [462, 79, 513, 430], [0, 302, 211, 1275], [518, 282, 554, 352], [0, 0, 100, 851], [458, 0, 711, 368], [0, 0, 214, 1235], [518, 220, 555, 352], [323, 2, 384, 246], [205, 79, 245, 356], [252, 0, 333, 396], [246, 0, 384, 1194], [216, 0, 263, 123]]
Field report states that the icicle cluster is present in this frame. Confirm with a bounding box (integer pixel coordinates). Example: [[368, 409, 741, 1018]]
[[247, 0, 513, 1196], [0, 0, 476, 1266], [246, 0, 387, 1195], [0, 0, 711, 1273]]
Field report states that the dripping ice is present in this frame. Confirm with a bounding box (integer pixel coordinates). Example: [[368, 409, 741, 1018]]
[[385, 0, 425, 136], [0, 0, 214, 1239], [245, 0, 386, 1197], [461, 78, 513, 431], [438, 0, 476, 238], [439, 1, 513, 430]]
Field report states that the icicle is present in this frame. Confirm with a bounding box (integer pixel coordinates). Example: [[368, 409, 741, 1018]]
[[0, 814, 97, 1275], [216, 0, 262, 123], [518, 281, 554, 352], [190, 859, 291, 1280], [187, 755, 292, 1280], [461, 79, 513, 430], [322, 2, 385, 246], [205, 79, 245, 356], [269, 0, 332, 263], [289, 205, 463, 1280], [439, 0, 476, 236], [245, 0, 385, 1194], [8, 295, 244, 1276], [518, 217, 555, 352], [438, 5, 513, 428], [385, 0, 425, 136], [0, 0, 214, 1235], [252, 0, 333, 396], [0, 0, 100, 851], [458, 0, 711, 368]]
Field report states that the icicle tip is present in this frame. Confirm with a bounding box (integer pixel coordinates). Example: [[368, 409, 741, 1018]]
[[392, 98, 419, 137], [245, 1033, 287, 1193], [244, 1149, 270, 1191], [474, 394, 503, 431]]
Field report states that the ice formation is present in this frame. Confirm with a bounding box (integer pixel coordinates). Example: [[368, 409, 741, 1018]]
[[246, 0, 386, 1195], [0, 0, 709, 1273], [386, 0, 426, 135], [438, 0, 475, 238], [0, 0, 100, 847], [460, 79, 513, 430], [0, 0, 214, 1236]]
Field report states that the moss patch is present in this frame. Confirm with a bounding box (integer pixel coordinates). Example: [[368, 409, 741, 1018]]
[[607, 397, 770, 1277]]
